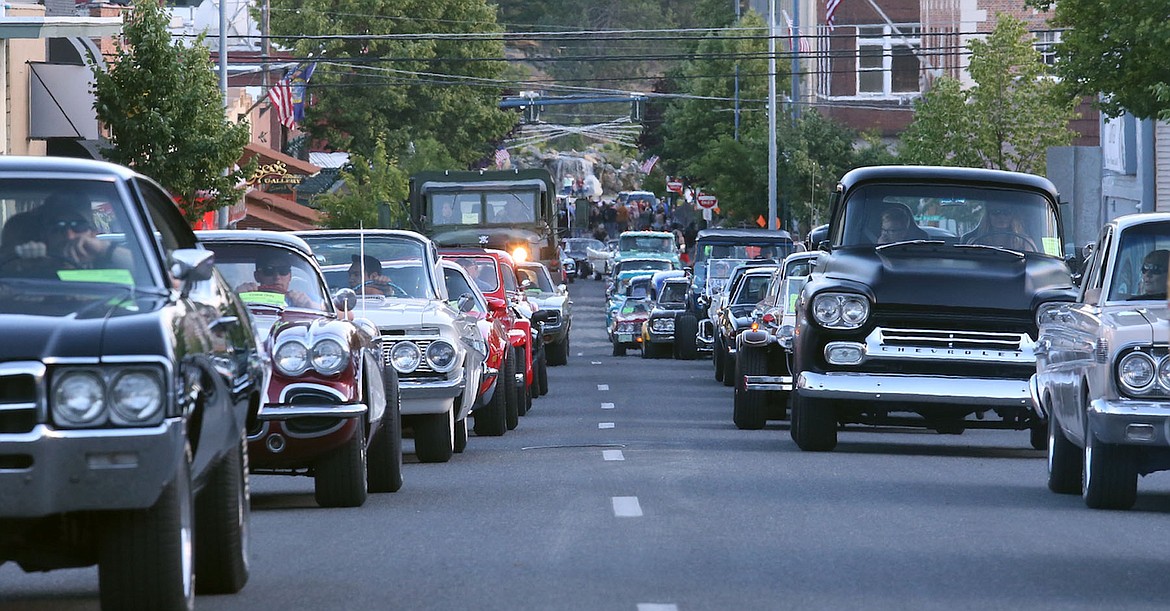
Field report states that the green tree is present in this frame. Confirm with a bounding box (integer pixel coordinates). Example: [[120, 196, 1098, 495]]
[[314, 140, 408, 229], [91, 0, 250, 223], [899, 15, 1078, 174], [1028, 0, 1170, 120], [263, 0, 517, 166]]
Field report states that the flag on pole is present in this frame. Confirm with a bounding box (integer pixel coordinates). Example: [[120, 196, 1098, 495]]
[[288, 62, 317, 124], [494, 147, 511, 169], [825, 0, 842, 31], [639, 155, 660, 174], [269, 80, 295, 128], [783, 10, 812, 53]]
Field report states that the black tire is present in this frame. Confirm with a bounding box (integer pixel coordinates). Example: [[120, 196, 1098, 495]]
[[790, 393, 838, 452], [504, 350, 520, 430], [453, 417, 468, 453], [100, 449, 195, 611], [1029, 422, 1047, 451], [548, 336, 569, 366], [674, 314, 698, 360], [713, 335, 725, 382], [721, 347, 736, 387], [473, 369, 508, 437], [367, 369, 404, 493], [733, 345, 769, 430], [1082, 432, 1138, 510], [641, 341, 653, 359], [414, 410, 455, 463], [314, 420, 368, 507], [612, 341, 626, 357], [1047, 413, 1081, 495], [194, 430, 250, 595], [537, 353, 549, 396]]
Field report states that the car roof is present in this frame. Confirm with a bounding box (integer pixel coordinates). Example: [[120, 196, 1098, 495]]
[[0, 156, 140, 179], [838, 165, 1060, 198], [695, 227, 794, 241], [197, 230, 316, 259]]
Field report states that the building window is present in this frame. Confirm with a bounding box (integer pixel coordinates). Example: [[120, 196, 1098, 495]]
[[857, 25, 922, 96], [1034, 29, 1062, 66]]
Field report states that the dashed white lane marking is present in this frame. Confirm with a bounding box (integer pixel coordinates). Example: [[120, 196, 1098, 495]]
[[612, 496, 642, 517], [598, 384, 609, 391], [602, 449, 625, 461], [599, 422, 615, 429], [601, 402, 615, 410], [592, 360, 602, 365], [577, 352, 584, 356], [637, 605, 678, 611]]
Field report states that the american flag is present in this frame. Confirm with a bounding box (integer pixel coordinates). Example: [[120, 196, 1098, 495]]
[[269, 80, 295, 128], [494, 147, 510, 169], [639, 155, 659, 174], [825, 0, 842, 31], [783, 10, 812, 54]]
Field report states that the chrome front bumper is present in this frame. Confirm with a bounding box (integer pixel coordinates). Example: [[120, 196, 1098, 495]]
[[796, 371, 1032, 408], [744, 375, 794, 392], [1088, 398, 1170, 447]]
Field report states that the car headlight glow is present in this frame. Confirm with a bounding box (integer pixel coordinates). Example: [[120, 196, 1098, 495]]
[[391, 341, 422, 373], [274, 341, 310, 376], [1118, 351, 1156, 393], [426, 340, 459, 373], [109, 370, 164, 425], [812, 293, 870, 329], [511, 246, 529, 263], [311, 339, 347, 375], [52, 371, 106, 427]]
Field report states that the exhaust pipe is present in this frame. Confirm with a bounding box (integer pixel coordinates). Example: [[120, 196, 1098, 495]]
[[266, 433, 286, 453]]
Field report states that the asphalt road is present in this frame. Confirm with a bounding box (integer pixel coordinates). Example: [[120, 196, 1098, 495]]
[[5, 275, 1170, 610]]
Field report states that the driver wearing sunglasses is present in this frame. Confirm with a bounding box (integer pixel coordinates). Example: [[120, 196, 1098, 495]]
[[1138, 249, 1169, 297], [11, 193, 131, 270], [235, 250, 319, 308]]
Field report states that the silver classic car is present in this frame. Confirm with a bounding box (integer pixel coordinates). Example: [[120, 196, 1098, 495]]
[[296, 230, 485, 464], [1032, 213, 1170, 510]]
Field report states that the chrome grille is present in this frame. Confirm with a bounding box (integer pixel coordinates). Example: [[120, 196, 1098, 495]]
[[0, 368, 40, 434], [541, 311, 560, 326], [880, 327, 1023, 351]]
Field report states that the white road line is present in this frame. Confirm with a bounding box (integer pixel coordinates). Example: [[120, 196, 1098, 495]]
[[577, 352, 584, 356], [601, 402, 615, 410], [599, 422, 615, 429], [598, 384, 609, 391], [591, 360, 602, 365], [602, 449, 625, 461], [637, 605, 678, 611], [612, 496, 642, 517]]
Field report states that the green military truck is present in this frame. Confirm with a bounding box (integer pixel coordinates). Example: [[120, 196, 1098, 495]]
[[406, 169, 563, 281]]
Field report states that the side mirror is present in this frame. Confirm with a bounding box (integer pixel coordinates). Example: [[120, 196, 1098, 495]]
[[520, 279, 533, 291], [332, 288, 358, 311], [485, 296, 508, 316], [530, 310, 551, 324], [557, 283, 567, 295], [171, 248, 215, 297], [457, 293, 477, 313]]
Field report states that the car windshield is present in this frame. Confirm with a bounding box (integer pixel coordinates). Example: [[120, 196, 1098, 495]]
[[0, 178, 151, 287], [428, 191, 539, 226], [733, 274, 771, 305], [660, 281, 689, 304], [298, 234, 436, 299], [619, 235, 674, 254], [518, 264, 555, 293], [694, 242, 791, 264], [565, 238, 603, 254], [442, 265, 487, 314], [203, 242, 329, 311], [1107, 221, 1170, 301], [707, 259, 748, 280], [447, 256, 500, 293], [785, 256, 814, 278], [837, 183, 1061, 255]]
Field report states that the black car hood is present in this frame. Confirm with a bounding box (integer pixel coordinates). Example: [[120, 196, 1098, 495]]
[[818, 244, 1073, 311], [0, 283, 172, 360]]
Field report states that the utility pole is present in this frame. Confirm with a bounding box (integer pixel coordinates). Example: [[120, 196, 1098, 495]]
[[791, 0, 801, 120], [218, 0, 228, 107], [767, 0, 778, 232]]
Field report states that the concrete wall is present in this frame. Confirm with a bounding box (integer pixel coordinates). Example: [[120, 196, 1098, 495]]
[[1047, 145, 1102, 253]]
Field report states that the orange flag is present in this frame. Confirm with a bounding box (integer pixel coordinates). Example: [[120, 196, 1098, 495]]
[[756, 215, 766, 228]]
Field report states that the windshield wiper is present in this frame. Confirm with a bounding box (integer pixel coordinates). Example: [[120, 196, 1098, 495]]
[[953, 243, 1026, 258], [875, 239, 946, 251]]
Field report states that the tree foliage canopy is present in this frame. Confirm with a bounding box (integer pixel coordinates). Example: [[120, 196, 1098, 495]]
[[262, 0, 518, 165], [91, 0, 250, 223], [315, 140, 408, 229], [1029, 0, 1170, 120], [899, 15, 1078, 175]]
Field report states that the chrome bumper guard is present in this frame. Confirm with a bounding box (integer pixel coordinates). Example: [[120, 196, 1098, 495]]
[[744, 375, 793, 392], [258, 403, 367, 420], [797, 371, 1031, 408]]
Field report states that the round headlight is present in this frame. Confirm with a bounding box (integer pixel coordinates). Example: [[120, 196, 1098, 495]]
[[511, 246, 529, 263], [311, 339, 347, 375], [812, 293, 869, 329], [53, 372, 106, 427], [1118, 351, 1156, 393], [109, 371, 164, 425], [1157, 356, 1170, 392], [274, 341, 310, 376], [425, 340, 458, 373], [391, 341, 422, 373]]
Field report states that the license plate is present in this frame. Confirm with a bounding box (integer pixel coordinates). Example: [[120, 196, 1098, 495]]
[[618, 334, 633, 342]]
